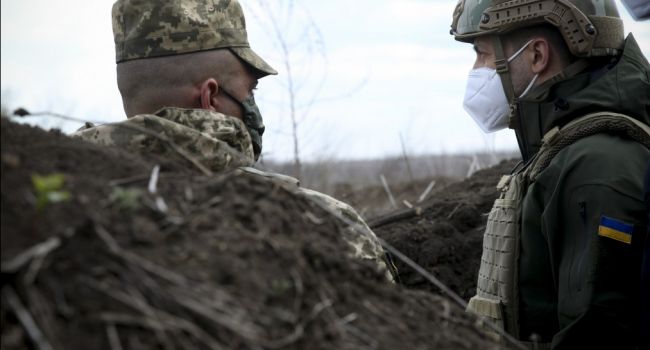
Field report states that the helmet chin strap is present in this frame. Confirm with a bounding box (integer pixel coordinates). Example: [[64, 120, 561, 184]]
[[491, 36, 519, 129]]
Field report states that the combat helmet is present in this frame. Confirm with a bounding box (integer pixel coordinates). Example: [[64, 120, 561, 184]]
[[450, 0, 625, 57]]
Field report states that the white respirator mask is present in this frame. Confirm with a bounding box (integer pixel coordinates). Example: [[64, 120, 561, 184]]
[[462, 39, 538, 133]]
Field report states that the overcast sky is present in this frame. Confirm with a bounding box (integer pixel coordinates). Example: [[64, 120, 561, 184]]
[[2, 0, 648, 162]]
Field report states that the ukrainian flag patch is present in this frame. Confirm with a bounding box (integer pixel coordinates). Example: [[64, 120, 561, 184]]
[[598, 216, 633, 244]]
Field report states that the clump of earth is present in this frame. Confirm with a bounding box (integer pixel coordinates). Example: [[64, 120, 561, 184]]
[[0, 117, 508, 349], [371, 159, 519, 299]]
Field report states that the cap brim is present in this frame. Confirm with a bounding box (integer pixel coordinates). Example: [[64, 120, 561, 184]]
[[230, 47, 278, 77]]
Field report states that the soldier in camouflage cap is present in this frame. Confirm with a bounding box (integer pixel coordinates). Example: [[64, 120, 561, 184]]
[[450, 0, 650, 347], [75, 0, 397, 282], [109, 0, 277, 159]]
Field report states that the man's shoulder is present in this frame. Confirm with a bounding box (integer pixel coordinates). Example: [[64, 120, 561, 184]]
[[543, 111, 649, 171], [556, 132, 649, 167], [237, 167, 395, 281], [539, 132, 649, 198], [237, 167, 366, 225], [236, 167, 300, 187]]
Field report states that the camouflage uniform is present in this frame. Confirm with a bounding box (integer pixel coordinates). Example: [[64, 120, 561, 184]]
[[76, 0, 395, 282]]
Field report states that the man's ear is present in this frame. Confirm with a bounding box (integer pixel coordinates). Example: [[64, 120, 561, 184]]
[[530, 38, 550, 75], [199, 78, 220, 111]]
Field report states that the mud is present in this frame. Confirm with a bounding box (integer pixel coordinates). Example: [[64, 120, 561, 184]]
[[373, 159, 520, 299]]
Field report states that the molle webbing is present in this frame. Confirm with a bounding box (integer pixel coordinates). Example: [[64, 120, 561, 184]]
[[469, 171, 526, 339]]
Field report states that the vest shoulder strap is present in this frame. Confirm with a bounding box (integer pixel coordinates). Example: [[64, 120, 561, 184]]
[[528, 112, 650, 180]]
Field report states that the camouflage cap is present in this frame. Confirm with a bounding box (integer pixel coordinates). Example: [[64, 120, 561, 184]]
[[112, 0, 277, 76]]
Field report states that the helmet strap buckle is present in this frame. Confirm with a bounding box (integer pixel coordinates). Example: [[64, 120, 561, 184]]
[[495, 58, 509, 74]]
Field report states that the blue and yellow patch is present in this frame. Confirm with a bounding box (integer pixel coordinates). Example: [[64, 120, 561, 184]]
[[598, 216, 634, 244]]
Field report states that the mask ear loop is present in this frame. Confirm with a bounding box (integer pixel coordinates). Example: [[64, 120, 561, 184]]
[[494, 37, 538, 126], [507, 39, 537, 99], [219, 86, 243, 104], [507, 39, 534, 63], [218, 86, 264, 160], [519, 74, 539, 98]]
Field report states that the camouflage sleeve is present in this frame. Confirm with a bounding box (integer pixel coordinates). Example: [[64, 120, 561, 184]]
[[73, 108, 255, 171], [298, 188, 397, 283], [236, 167, 397, 283]]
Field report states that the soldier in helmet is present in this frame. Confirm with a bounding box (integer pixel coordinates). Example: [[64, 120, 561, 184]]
[[75, 0, 396, 282], [450, 0, 649, 348]]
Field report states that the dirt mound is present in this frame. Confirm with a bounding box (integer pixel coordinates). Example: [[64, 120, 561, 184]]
[[372, 159, 520, 300], [1, 118, 505, 349]]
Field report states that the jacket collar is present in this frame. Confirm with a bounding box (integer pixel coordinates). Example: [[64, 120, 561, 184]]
[[510, 34, 649, 161]]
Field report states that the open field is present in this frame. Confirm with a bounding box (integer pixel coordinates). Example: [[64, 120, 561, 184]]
[[262, 151, 519, 218]]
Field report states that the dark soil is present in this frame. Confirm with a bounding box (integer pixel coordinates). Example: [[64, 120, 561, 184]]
[[373, 159, 520, 300], [0, 118, 507, 350]]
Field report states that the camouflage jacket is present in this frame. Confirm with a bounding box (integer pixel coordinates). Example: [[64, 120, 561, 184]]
[[74, 107, 395, 281]]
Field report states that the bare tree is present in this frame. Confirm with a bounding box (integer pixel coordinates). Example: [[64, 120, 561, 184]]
[[245, 0, 328, 179]]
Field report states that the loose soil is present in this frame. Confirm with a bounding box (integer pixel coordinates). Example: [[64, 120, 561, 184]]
[[0, 118, 508, 350], [372, 159, 520, 300]]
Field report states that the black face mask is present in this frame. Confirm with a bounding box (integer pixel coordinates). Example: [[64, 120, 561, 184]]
[[220, 88, 265, 160]]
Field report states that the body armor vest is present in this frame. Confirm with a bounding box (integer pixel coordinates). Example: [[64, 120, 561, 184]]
[[467, 112, 650, 343]]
